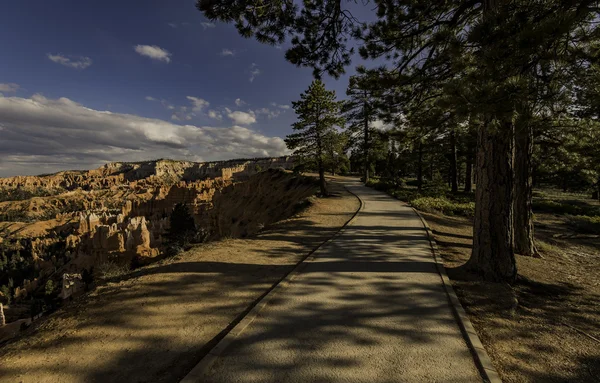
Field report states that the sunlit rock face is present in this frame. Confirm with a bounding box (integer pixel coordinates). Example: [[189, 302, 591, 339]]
[[0, 157, 300, 303]]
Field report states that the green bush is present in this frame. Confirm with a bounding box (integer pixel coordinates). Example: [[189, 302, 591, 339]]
[[411, 197, 475, 217], [365, 178, 474, 217], [391, 189, 419, 202]]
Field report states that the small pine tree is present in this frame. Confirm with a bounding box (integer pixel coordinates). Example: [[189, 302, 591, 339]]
[[343, 71, 380, 183], [45, 280, 55, 296], [9, 252, 18, 272], [285, 80, 345, 195], [168, 203, 196, 242]]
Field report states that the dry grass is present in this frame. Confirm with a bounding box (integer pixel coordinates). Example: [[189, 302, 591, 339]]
[[422, 211, 600, 383], [0, 181, 360, 383]]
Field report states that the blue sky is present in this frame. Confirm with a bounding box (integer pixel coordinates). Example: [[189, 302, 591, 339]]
[[0, 0, 375, 177]]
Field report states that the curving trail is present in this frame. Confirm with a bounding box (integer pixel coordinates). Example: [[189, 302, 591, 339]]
[[195, 180, 483, 383]]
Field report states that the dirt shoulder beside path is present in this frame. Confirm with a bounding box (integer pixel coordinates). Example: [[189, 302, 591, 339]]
[[422, 212, 600, 383], [0, 182, 359, 383]]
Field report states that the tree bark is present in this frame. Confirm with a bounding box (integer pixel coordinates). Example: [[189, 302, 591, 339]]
[[315, 111, 327, 196], [450, 128, 459, 193], [465, 0, 517, 282], [514, 120, 538, 257], [467, 120, 517, 282], [464, 150, 473, 192], [363, 96, 370, 183], [417, 140, 423, 191]]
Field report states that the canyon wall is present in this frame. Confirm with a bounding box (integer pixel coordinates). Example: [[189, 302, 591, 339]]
[[0, 157, 302, 306]]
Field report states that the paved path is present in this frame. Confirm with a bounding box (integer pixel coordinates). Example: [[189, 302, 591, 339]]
[[200, 182, 482, 382]]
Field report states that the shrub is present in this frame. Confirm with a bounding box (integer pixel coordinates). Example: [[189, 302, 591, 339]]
[[97, 261, 130, 279], [168, 203, 196, 241], [44, 280, 55, 296], [411, 197, 475, 217]]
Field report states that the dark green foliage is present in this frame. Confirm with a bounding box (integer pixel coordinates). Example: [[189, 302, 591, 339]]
[[365, 178, 475, 217], [285, 80, 345, 195], [197, 0, 354, 77], [168, 203, 196, 241], [343, 70, 382, 181], [44, 280, 55, 296]]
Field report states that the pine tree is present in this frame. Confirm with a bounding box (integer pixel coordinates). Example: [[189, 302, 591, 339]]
[[285, 80, 345, 195], [198, 0, 600, 282], [0, 250, 6, 272], [45, 279, 55, 296], [343, 70, 380, 183], [168, 203, 196, 241]]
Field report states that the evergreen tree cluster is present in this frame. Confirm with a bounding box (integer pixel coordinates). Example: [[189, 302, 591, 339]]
[[198, 0, 600, 283]]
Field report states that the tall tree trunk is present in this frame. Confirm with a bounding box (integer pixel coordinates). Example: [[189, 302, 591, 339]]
[[465, 0, 517, 282], [464, 150, 473, 192], [450, 128, 459, 193], [514, 120, 538, 257], [417, 140, 423, 191], [315, 113, 327, 196], [318, 164, 327, 195], [363, 96, 370, 183], [467, 120, 517, 282]]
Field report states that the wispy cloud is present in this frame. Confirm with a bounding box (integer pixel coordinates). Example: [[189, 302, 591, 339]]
[[169, 22, 193, 28], [47, 53, 93, 69], [220, 49, 235, 57], [249, 63, 261, 82], [145, 96, 157, 101], [0, 94, 288, 176], [186, 96, 209, 112], [0, 83, 20, 93], [235, 98, 246, 107], [134, 45, 172, 63], [255, 108, 282, 119], [201, 22, 216, 29], [271, 102, 290, 110], [208, 110, 222, 121]]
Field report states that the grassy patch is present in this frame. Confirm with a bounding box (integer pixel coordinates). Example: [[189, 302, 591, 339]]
[[411, 197, 475, 217], [97, 261, 131, 280], [566, 215, 600, 234], [365, 177, 475, 217]]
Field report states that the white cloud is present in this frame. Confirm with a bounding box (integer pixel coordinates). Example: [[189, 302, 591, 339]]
[[186, 96, 209, 112], [145, 96, 156, 101], [47, 54, 93, 69], [0, 83, 19, 93], [235, 98, 246, 107], [220, 49, 235, 57], [168, 23, 178, 28], [201, 22, 216, 29], [249, 63, 261, 82], [0, 94, 288, 177], [227, 110, 256, 125], [270, 102, 290, 110], [208, 110, 222, 121], [134, 45, 171, 63]]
